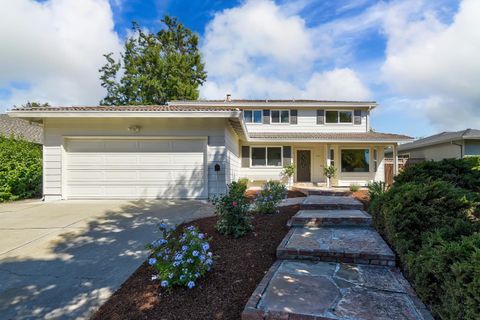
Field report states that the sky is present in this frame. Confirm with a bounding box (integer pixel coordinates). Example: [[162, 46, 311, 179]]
[[0, 0, 479, 138]]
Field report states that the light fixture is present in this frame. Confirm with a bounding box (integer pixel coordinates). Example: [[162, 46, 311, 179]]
[[128, 125, 141, 133]]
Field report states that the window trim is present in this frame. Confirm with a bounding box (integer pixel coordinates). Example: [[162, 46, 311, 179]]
[[250, 146, 283, 168], [243, 109, 263, 124], [270, 109, 290, 124], [340, 148, 371, 173], [325, 109, 354, 125]]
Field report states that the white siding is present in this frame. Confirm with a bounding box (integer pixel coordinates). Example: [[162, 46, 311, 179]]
[[224, 123, 240, 185], [43, 118, 227, 200], [245, 109, 368, 133], [402, 142, 462, 161]]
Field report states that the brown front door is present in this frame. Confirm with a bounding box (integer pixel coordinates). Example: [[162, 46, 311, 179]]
[[296, 150, 311, 182]]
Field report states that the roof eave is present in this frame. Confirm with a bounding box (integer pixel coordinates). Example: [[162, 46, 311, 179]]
[[7, 110, 242, 119], [248, 138, 412, 143], [168, 101, 378, 109]]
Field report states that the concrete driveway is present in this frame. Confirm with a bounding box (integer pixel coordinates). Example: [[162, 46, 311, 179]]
[[0, 199, 214, 320]]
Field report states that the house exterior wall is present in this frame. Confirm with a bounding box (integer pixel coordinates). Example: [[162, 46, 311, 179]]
[[43, 118, 228, 200], [224, 122, 241, 185], [244, 108, 369, 133], [399, 142, 463, 161], [465, 140, 480, 156]]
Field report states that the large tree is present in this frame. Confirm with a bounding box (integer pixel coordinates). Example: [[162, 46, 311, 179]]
[[99, 17, 207, 105]]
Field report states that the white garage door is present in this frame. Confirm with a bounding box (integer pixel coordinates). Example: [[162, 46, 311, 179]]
[[65, 138, 207, 199]]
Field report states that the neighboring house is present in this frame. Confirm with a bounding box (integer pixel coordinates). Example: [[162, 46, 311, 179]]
[[0, 114, 43, 144], [8, 97, 411, 200], [386, 129, 480, 161]]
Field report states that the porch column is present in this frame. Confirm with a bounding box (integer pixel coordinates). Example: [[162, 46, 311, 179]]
[[325, 144, 330, 166], [393, 144, 399, 175]]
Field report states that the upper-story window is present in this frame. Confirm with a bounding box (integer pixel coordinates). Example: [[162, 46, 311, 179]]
[[325, 110, 353, 124], [271, 110, 290, 124], [244, 110, 263, 123]]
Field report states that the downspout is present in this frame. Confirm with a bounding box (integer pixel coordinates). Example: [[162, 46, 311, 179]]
[[451, 141, 463, 158]]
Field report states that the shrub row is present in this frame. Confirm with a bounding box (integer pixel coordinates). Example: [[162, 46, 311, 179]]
[[369, 157, 480, 319], [0, 136, 42, 202]]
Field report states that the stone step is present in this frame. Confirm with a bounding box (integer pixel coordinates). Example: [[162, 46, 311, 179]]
[[277, 226, 396, 266], [242, 260, 433, 320], [300, 195, 364, 210], [289, 209, 372, 227]]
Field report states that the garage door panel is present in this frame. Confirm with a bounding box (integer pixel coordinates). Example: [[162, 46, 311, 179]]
[[66, 138, 207, 199]]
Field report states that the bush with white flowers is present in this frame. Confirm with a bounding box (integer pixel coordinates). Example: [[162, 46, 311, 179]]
[[146, 222, 213, 289]]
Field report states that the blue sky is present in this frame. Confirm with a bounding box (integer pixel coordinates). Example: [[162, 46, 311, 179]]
[[1, 0, 479, 138]]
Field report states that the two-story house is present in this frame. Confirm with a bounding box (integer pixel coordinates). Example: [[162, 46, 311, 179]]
[[8, 97, 411, 200]]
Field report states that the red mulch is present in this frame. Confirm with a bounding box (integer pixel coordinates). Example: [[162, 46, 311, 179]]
[[352, 189, 370, 209], [245, 189, 306, 201], [91, 205, 300, 320]]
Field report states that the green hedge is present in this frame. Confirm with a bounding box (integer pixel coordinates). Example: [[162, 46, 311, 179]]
[[370, 158, 480, 319], [0, 136, 42, 202]]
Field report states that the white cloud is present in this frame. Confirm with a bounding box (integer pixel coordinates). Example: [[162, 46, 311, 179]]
[[0, 0, 121, 111], [200, 0, 370, 101], [380, 0, 480, 130]]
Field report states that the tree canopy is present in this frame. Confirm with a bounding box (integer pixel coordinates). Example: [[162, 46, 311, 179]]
[[99, 16, 207, 106]]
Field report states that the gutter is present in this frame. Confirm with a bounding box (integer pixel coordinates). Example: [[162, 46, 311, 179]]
[[451, 141, 464, 158], [7, 110, 242, 119]]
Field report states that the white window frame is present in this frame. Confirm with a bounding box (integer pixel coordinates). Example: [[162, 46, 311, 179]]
[[271, 110, 290, 124], [250, 146, 283, 167], [243, 110, 263, 124], [340, 147, 370, 173], [325, 110, 354, 124], [373, 148, 378, 172]]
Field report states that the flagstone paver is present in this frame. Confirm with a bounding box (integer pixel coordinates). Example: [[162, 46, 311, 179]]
[[300, 195, 364, 210], [277, 226, 396, 266], [290, 209, 372, 227], [243, 260, 433, 320]]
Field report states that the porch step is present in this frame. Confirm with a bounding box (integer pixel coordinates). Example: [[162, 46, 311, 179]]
[[277, 226, 396, 266], [292, 185, 352, 197], [290, 209, 372, 227], [300, 195, 364, 210], [242, 260, 433, 320]]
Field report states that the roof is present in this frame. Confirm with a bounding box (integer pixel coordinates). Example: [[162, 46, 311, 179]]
[[248, 132, 413, 143], [169, 99, 377, 108], [10, 105, 240, 112], [0, 114, 43, 144], [398, 129, 480, 152]]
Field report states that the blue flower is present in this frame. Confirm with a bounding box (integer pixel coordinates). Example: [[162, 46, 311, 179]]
[[159, 223, 167, 230], [187, 281, 195, 289], [182, 245, 188, 251], [161, 280, 169, 287], [180, 275, 186, 281], [187, 258, 194, 263], [207, 252, 213, 257], [198, 233, 205, 239], [163, 255, 169, 261], [206, 258, 213, 265], [168, 273, 174, 279], [173, 261, 180, 267], [148, 258, 157, 265], [202, 243, 210, 251], [187, 226, 195, 231], [200, 255, 206, 262], [192, 250, 199, 257]]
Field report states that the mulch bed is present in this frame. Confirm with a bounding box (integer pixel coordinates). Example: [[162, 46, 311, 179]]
[[91, 204, 300, 320], [352, 189, 370, 209]]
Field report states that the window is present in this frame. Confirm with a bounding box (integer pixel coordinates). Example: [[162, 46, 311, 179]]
[[244, 110, 262, 123], [251, 147, 282, 167], [325, 110, 353, 124], [373, 149, 378, 172], [271, 110, 290, 124], [329, 149, 335, 167], [341, 149, 370, 172]]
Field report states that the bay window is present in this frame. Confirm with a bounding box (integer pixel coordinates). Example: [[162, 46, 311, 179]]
[[251, 147, 282, 167], [341, 149, 370, 172]]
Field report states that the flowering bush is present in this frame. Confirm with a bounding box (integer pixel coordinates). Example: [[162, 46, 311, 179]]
[[146, 222, 213, 289], [255, 181, 287, 214], [211, 181, 252, 238]]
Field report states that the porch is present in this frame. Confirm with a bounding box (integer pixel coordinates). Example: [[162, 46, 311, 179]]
[[239, 142, 401, 187]]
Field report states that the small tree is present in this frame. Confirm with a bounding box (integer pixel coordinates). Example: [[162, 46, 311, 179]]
[[281, 163, 295, 187], [323, 165, 337, 188]]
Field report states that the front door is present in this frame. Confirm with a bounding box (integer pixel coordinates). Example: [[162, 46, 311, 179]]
[[296, 150, 311, 182]]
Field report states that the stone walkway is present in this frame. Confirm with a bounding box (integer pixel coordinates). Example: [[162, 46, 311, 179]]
[[242, 195, 433, 320]]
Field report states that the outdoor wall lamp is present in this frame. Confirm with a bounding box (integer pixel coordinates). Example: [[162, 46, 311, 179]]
[[128, 125, 141, 133]]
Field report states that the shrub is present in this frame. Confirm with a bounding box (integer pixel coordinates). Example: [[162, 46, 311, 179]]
[[281, 163, 295, 179], [349, 183, 360, 192], [406, 233, 480, 320], [237, 178, 249, 188], [211, 181, 252, 238], [255, 181, 287, 214], [367, 181, 387, 200], [146, 223, 213, 289], [394, 158, 480, 192], [379, 181, 479, 259], [0, 136, 42, 202]]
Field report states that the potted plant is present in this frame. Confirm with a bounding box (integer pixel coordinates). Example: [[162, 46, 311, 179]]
[[323, 165, 337, 188], [281, 163, 295, 188]]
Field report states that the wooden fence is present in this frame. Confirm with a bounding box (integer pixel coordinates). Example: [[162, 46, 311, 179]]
[[384, 158, 425, 185]]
